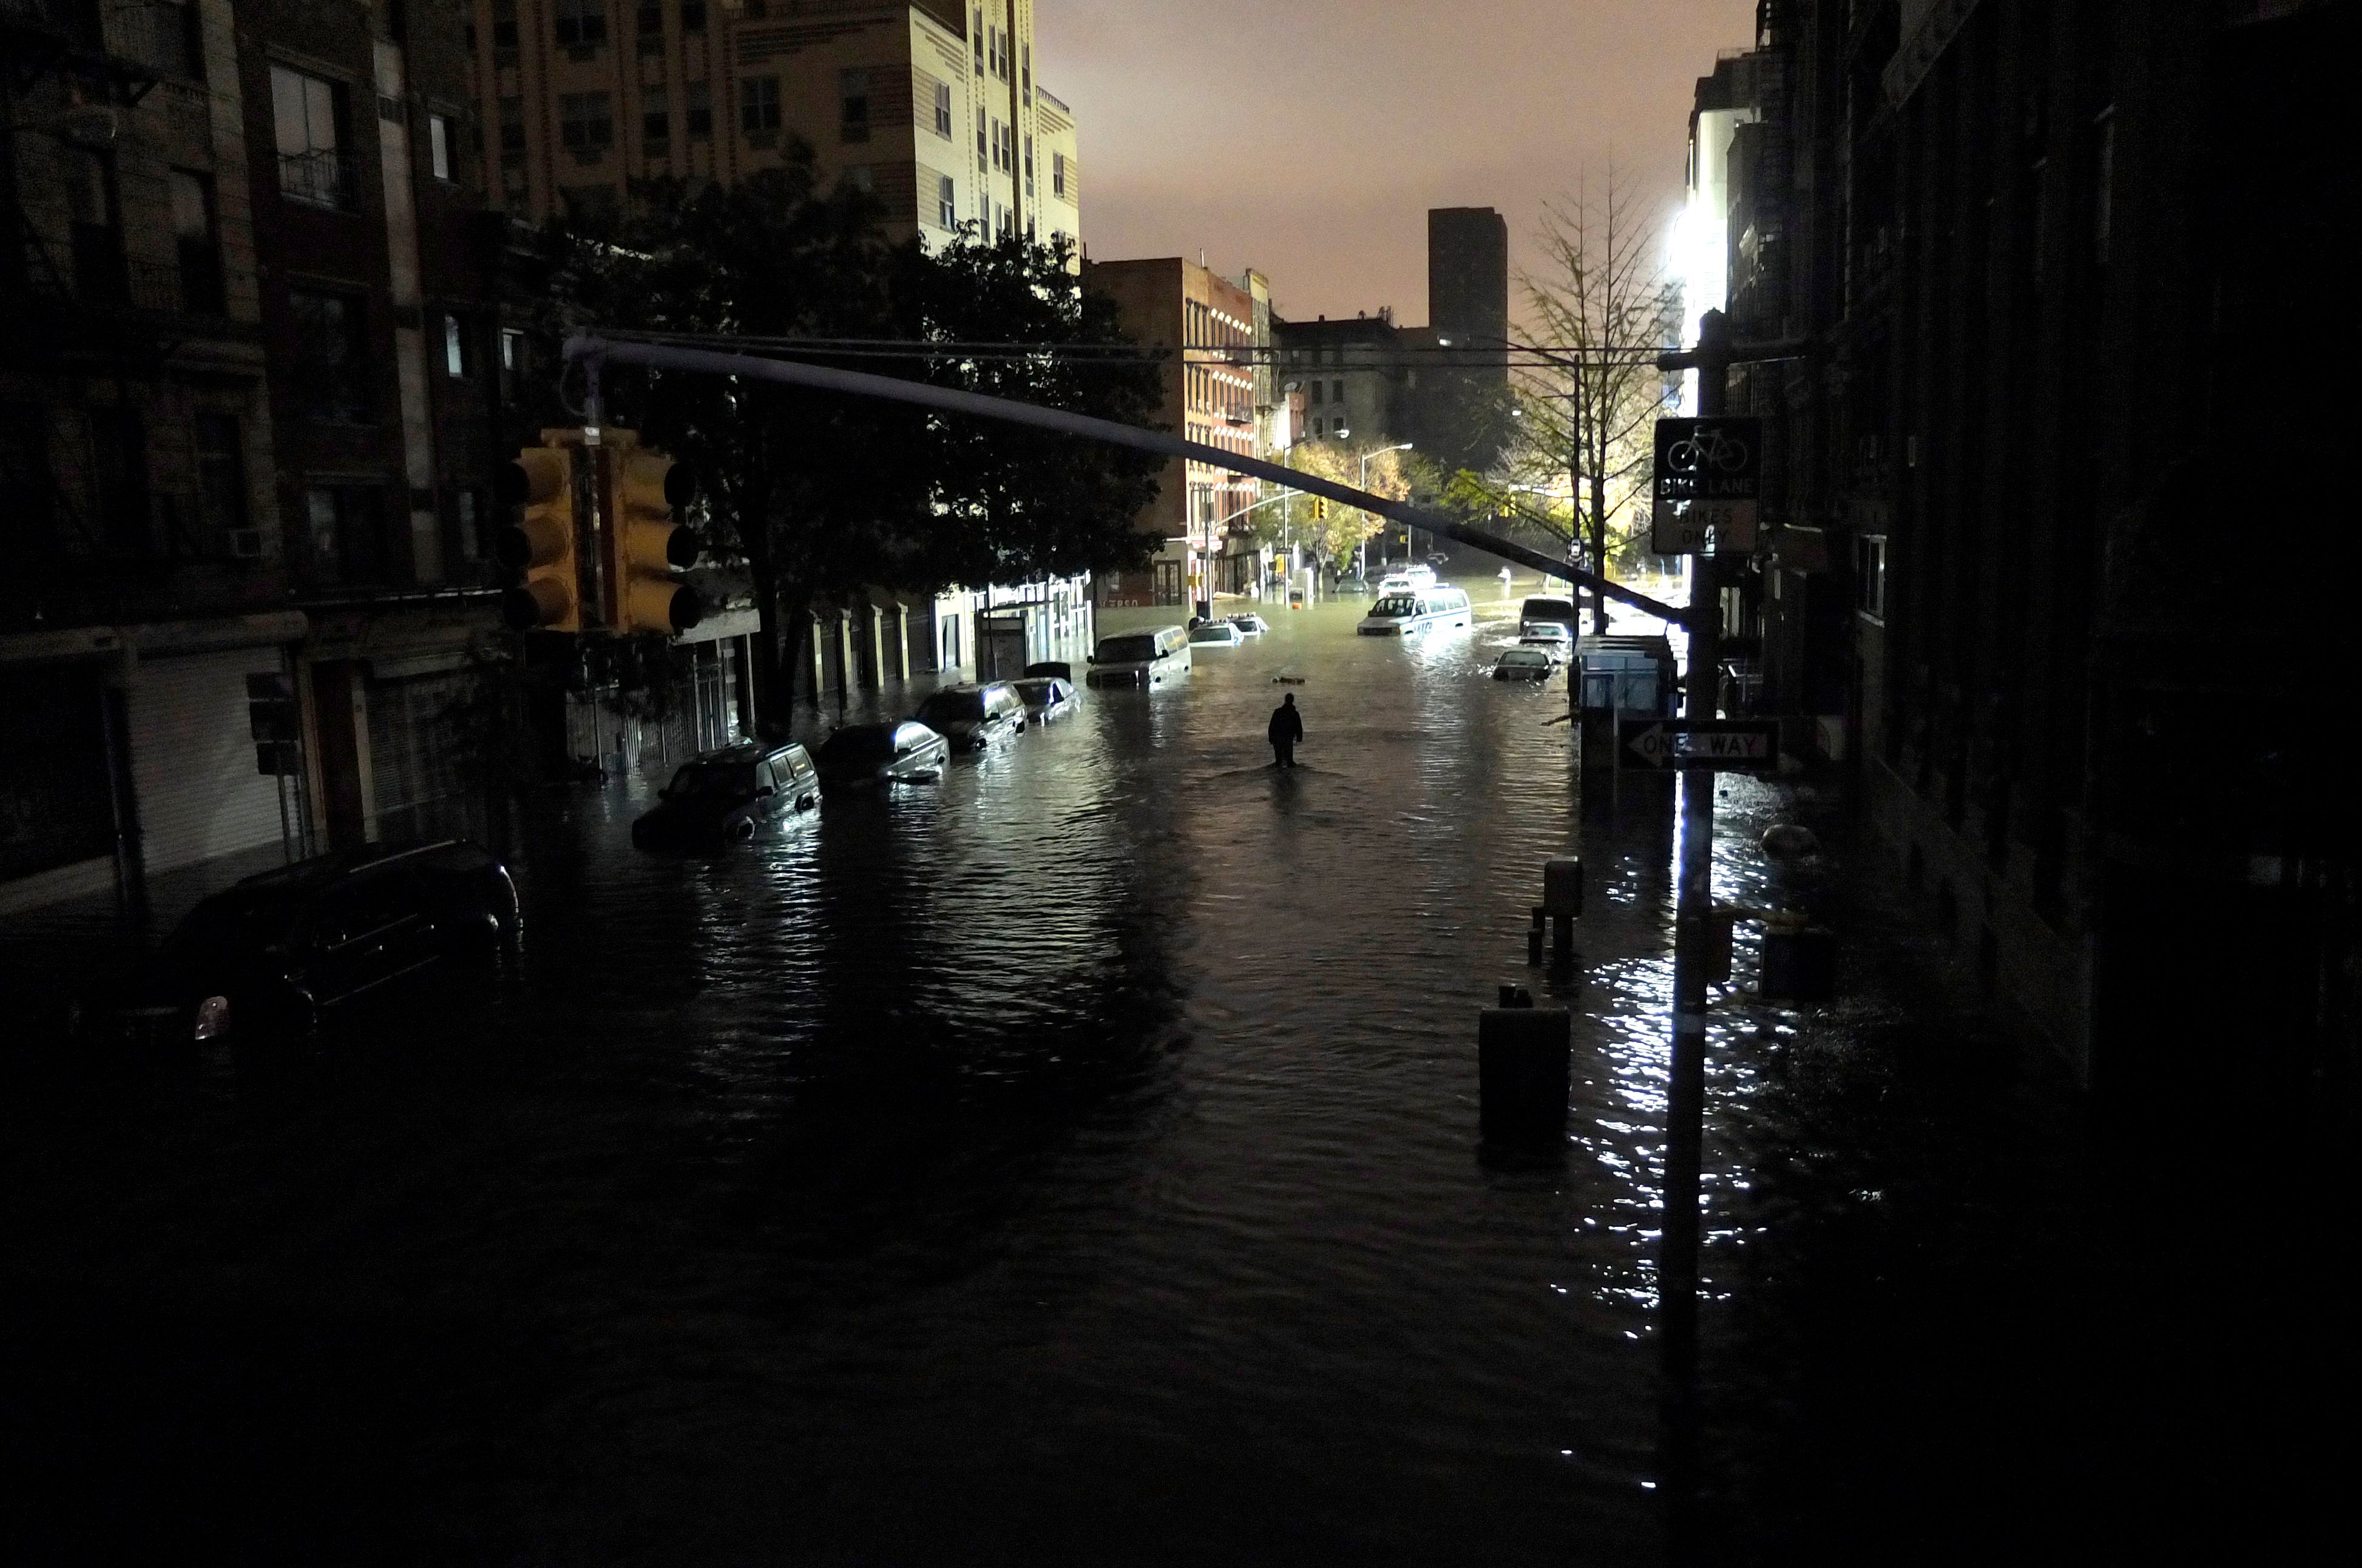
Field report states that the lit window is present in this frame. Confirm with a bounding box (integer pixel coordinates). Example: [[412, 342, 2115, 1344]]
[[428, 113, 452, 180]]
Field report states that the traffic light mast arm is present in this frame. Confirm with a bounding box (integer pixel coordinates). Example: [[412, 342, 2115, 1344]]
[[564, 333, 1695, 628]]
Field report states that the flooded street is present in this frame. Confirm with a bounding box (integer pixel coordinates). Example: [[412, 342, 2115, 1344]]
[[2, 586, 2091, 1565]]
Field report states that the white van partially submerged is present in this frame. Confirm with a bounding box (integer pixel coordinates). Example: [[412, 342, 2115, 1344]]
[[1086, 625, 1193, 688], [1357, 586, 1474, 637]]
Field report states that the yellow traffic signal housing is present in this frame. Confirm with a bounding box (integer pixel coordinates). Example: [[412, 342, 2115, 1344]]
[[607, 446, 703, 635], [1313, 496, 1329, 519], [496, 445, 580, 632]]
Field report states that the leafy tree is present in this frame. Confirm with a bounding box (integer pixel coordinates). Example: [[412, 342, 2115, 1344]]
[[530, 150, 1163, 720], [1268, 438, 1410, 573]]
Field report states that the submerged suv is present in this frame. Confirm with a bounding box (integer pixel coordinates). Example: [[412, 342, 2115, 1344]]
[[98, 841, 519, 1047], [915, 683, 1028, 749], [632, 742, 819, 849]]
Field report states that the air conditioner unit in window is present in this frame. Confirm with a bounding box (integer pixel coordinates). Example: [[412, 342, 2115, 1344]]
[[225, 527, 265, 560]]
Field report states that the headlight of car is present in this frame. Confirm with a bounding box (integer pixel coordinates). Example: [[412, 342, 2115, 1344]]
[[192, 994, 231, 1041]]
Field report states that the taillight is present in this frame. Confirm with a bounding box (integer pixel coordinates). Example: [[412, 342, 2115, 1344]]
[[193, 995, 231, 1041]]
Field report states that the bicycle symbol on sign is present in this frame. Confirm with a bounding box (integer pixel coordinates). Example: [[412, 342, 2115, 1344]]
[[1663, 425, 1752, 475]]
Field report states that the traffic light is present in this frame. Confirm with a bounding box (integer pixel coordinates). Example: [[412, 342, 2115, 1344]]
[[1313, 496, 1329, 519], [496, 445, 580, 632], [607, 445, 703, 635]]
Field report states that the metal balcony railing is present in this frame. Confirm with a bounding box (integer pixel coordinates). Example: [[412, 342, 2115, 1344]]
[[279, 148, 360, 211]]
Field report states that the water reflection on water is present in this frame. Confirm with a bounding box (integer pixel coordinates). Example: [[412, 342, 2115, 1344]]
[[0, 587, 2078, 1564]]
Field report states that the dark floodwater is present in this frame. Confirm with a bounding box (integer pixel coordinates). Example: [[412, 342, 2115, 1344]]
[[2, 587, 2098, 1564]]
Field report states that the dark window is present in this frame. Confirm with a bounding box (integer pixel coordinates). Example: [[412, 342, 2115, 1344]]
[[684, 79, 711, 140], [498, 95, 525, 160], [642, 86, 669, 151], [553, 0, 607, 50], [680, 0, 705, 32], [305, 485, 395, 586], [558, 184, 618, 226], [286, 289, 371, 422], [193, 413, 249, 541], [559, 92, 613, 158], [740, 76, 780, 136], [491, 0, 518, 56], [65, 147, 126, 303], [453, 487, 484, 563], [840, 69, 870, 143], [90, 408, 150, 553], [130, 0, 206, 80], [1052, 149, 1066, 198], [636, 1, 662, 53], [170, 169, 224, 314], [933, 79, 952, 138], [271, 64, 353, 209], [499, 328, 524, 400], [0, 405, 57, 553], [936, 174, 955, 230]]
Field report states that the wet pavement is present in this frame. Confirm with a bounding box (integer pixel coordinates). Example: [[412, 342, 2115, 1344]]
[[2, 584, 2097, 1564]]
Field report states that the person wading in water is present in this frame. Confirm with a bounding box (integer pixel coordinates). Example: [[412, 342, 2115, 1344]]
[[1267, 692, 1304, 768]]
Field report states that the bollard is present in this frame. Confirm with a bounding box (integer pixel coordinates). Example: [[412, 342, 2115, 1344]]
[[1761, 925, 1837, 1003], [1478, 1003, 1571, 1144], [1542, 856, 1584, 917]]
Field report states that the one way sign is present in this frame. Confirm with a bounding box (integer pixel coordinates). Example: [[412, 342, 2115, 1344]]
[[1618, 718, 1781, 772]]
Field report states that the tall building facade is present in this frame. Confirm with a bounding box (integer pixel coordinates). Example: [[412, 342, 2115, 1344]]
[[1673, 0, 2357, 1118], [475, 0, 1077, 252], [1084, 255, 1267, 611]]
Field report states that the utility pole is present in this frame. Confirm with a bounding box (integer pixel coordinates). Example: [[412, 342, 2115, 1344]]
[[1657, 306, 1730, 1560]]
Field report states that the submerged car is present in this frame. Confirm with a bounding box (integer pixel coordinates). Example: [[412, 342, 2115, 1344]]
[[633, 742, 818, 849], [1012, 675, 1077, 721], [1187, 620, 1244, 647], [915, 682, 1027, 749], [1228, 612, 1270, 637], [816, 721, 950, 786], [1492, 647, 1557, 682], [1518, 622, 1574, 660], [95, 840, 518, 1047]]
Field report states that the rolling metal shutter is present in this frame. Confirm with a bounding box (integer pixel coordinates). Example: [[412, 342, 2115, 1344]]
[[126, 648, 293, 875]]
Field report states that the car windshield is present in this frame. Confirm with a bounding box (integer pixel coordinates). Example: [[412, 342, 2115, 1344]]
[[1523, 626, 1569, 641], [1188, 624, 1231, 642], [824, 728, 895, 762], [668, 761, 757, 797], [1501, 649, 1549, 665], [1372, 595, 1422, 617], [160, 888, 301, 967], [1228, 615, 1259, 628], [1098, 635, 1160, 662], [919, 691, 986, 723], [1013, 680, 1056, 703]]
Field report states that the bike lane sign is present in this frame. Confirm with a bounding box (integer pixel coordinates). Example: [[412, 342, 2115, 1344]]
[[1651, 417, 1762, 554]]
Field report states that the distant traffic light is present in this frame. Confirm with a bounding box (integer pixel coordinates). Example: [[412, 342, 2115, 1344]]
[[607, 445, 703, 635], [496, 444, 580, 632], [1313, 496, 1329, 519]]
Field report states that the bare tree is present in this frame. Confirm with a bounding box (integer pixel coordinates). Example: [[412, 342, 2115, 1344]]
[[1520, 173, 1677, 634]]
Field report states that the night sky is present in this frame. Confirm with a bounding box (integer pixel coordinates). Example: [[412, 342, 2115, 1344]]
[[1035, 0, 1759, 325]]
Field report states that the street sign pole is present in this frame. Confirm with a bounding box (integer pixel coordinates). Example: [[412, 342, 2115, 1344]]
[[1658, 306, 1731, 1557]]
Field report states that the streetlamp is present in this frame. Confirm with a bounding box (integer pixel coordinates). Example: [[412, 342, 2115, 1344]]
[[1356, 442, 1413, 580]]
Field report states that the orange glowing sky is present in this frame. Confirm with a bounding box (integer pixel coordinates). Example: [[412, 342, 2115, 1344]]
[[1034, 0, 1758, 325]]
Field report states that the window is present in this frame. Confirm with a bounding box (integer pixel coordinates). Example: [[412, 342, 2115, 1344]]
[[1332, 379, 1344, 404], [305, 485, 393, 585], [559, 92, 613, 158], [685, 80, 711, 140], [287, 289, 370, 421], [841, 69, 870, 143], [453, 488, 484, 562], [491, 0, 518, 56], [1052, 149, 1066, 198], [553, 0, 607, 50], [740, 76, 780, 137], [169, 169, 223, 314], [975, 107, 986, 167], [428, 113, 453, 180], [193, 413, 248, 541], [642, 87, 668, 151], [271, 64, 351, 208], [1023, 133, 1033, 194], [1856, 535, 1887, 620], [680, 1, 705, 32], [66, 147, 125, 302], [936, 174, 956, 229], [636, 1, 663, 53], [1021, 42, 1030, 97], [933, 79, 953, 138], [92, 408, 150, 552], [973, 8, 984, 73], [443, 313, 470, 377], [498, 96, 525, 160], [1308, 380, 1322, 405]]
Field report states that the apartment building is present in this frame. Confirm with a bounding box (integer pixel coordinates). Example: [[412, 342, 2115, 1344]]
[[476, 0, 1077, 253], [1273, 310, 1407, 449], [1084, 256, 1266, 612]]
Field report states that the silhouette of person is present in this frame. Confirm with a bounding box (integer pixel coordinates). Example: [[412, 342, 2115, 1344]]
[[1268, 692, 1304, 768]]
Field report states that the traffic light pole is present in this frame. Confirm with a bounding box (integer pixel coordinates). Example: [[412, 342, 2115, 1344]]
[[1655, 307, 1733, 1560]]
